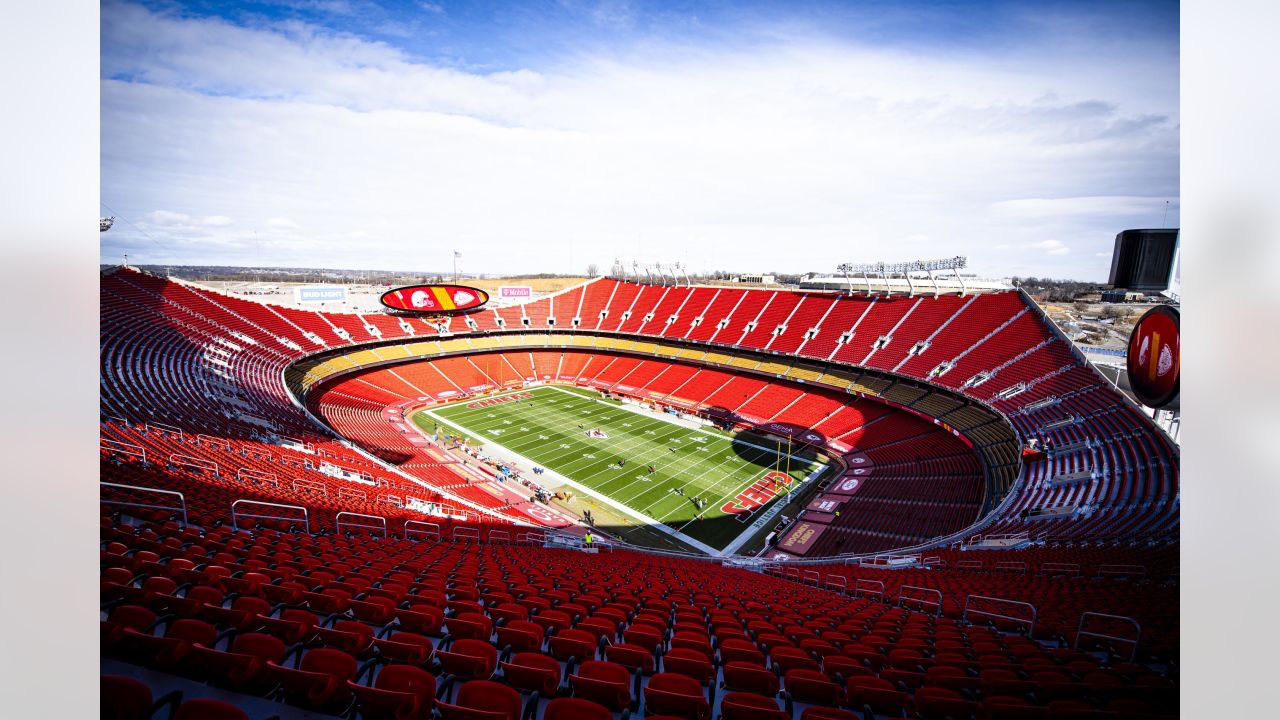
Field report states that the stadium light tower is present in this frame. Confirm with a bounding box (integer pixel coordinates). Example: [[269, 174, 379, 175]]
[[676, 261, 692, 286], [837, 256, 968, 296]]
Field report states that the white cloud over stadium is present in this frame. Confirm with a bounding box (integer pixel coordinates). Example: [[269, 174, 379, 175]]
[[101, 1, 1178, 279]]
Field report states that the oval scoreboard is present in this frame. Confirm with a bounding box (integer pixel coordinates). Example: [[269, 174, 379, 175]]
[[380, 284, 490, 313], [1125, 305, 1179, 409]]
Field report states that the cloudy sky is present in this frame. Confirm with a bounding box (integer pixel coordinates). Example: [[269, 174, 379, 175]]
[[101, 0, 1178, 280]]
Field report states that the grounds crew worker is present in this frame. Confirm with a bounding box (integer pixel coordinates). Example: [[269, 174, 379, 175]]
[[584, 531, 594, 547]]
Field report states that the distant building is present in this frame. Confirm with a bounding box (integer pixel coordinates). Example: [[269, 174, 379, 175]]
[[733, 274, 775, 284], [1101, 289, 1146, 303]]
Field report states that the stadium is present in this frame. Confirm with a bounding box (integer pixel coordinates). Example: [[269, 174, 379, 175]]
[[100, 260, 1180, 720], [76, 1, 1202, 718]]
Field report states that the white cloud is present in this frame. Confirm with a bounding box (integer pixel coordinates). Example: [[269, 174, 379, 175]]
[[201, 215, 233, 227], [100, 2, 1177, 280], [1036, 239, 1071, 256], [991, 196, 1174, 219], [148, 210, 191, 225]]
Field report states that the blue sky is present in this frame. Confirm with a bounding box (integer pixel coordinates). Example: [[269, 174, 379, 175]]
[[101, 0, 1179, 279]]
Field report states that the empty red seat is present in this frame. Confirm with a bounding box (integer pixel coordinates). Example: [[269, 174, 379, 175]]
[[720, 638, 766, 666], [719, 692, 788, 720], [550, 628, 599, 663], [438, 680, 523, 720], [799, 708, 859, 720], [101, 675, 180, 720], [496, 620, 545, 654], [915, 687, 980, 720], [983, 697, 1050, 720], [188, 631, 286, 692], [544, 697, 613, 720], [663, 647, 715, 684], [373, 631, 435, 666], [783, 668, 844, 706], [437, 638, 498, 680], [570, 660, 634, 712], [500, 651, 562, 697], [120, 618, 218, 671], [349, 663, 436, 720], [644, 672, 710, 720], [721, 661, 779, 696], [268, 647, 359, 712], [448, 612, 494, 642], [845, 676, 908, 717], [171, 699, 250, 720], [397, 604, 445, 636]]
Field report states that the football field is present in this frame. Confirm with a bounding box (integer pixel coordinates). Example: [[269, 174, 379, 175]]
[[415, 385, 828, 553]]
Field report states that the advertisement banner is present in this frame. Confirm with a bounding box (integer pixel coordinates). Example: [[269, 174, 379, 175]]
[[499, 286, 533, 299], [824, 474, 869, 497], [380, 285, 490, 313], [775, 520, 829, 556], [295, 285, 349, 304]]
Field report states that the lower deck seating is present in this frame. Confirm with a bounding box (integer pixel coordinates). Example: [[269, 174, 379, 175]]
[[101, 515, 1179, 720]]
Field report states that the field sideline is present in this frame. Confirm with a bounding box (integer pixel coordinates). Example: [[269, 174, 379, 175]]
[[415, 385, 828, 552]]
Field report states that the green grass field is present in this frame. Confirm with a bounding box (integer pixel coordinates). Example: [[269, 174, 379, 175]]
[[414, 385, 828, 552]]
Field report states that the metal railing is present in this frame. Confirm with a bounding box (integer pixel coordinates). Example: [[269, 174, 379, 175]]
[[337, 487, 367, 502], [101, 439, 146, 463], [964, 595, 1038, 636], [145, 421, 184, 439], [897, 585, 944, 616], [231, 500, 309, 533], [335, 512, 387, 538], [1098, 564, 1147, 578], [292, 477, 327, 497], [100, 482, 187, 526], [236, 467, 279, 487], [1074, 612, 1141, 662], [853, 579, 884, 601], [1041, 562, 1081, 576], [405, 520, 440, 541], [197, 434, 231, 450], [170, 454, 219, 476]]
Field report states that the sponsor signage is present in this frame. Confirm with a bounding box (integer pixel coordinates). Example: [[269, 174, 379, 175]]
[[775, 520, 829, 556], [500, 286, 533, 299], [824, 474, 868, 497], [295, 285, 348, 304], [806, 495, 846, 513], [1126, 305, 1180, 409], [380, 284, 490, 313]]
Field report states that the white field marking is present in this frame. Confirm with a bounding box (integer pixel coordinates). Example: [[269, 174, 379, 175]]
[[439, 389, 769, 524], [669, 457, 820, 530], [626, 432, 779, 511], [435, 385, 830, 523], [442, 393, 691, 482], [440, 390, 701, 488], [444, 388, 830, 512], [718, 463, 829, 556], [437, 409, 694, 513], [417, 405, 720, 555], [545, 384, 816, 460], [648, 444, 778, 520], [648, 443, 822, 524]]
